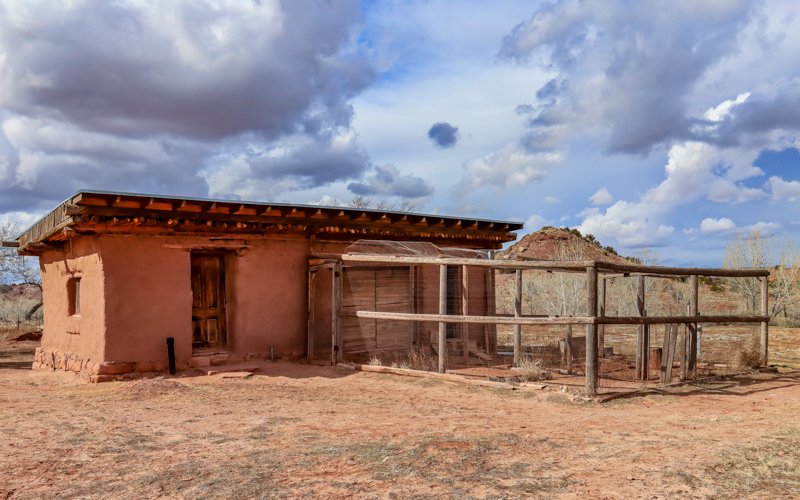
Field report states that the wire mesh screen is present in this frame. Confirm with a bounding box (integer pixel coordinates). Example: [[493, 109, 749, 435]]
[[334, 240, 780, 395]]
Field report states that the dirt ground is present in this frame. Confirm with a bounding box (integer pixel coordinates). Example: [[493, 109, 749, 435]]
[[2, 340, 800, 499]]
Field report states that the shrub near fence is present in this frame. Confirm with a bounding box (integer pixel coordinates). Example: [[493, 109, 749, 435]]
[[0, 297, 43, 340]]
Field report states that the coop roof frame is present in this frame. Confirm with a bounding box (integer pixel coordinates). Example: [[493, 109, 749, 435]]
[[340, 253, 771, 278]]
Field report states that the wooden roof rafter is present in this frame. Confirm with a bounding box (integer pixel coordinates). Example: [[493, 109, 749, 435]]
[[15, 190, 522, 250]]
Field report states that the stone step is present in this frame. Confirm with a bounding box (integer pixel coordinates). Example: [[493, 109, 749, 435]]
[[198, 365, 260, 376]]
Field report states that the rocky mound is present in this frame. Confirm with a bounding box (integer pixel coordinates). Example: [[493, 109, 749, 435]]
[[497, 226, 630, 264], [0, 284, 42, 301]]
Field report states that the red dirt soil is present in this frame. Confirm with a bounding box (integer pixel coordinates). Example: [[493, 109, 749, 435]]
[[1, 339, 800, 499]]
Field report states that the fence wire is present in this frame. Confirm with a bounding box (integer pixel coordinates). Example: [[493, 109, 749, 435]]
[[336, 242, 793, 395]]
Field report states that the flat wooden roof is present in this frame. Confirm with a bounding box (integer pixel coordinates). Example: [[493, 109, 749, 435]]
[[14, 190, 523, 252]]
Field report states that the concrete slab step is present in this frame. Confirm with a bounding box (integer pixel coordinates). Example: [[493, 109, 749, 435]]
[[199, 365, 260, 376], [219, 372, 254, 378]]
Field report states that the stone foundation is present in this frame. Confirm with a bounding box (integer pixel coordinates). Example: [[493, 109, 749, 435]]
[[32, 347, 177, 383], [31, 348, 288, 383]]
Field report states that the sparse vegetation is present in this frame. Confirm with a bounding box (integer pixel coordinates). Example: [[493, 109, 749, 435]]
[[706, 429, 800, 499], [731, 331, 763, 371], [514, 357, 546, 382]]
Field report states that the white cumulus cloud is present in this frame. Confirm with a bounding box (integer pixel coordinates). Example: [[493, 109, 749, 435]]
[[589, 188, 613, 206], [700, 218, 737, 233]]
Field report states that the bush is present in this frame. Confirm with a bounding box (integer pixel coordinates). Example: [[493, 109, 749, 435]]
[[770, 315, 800, 328], [514, 358, 546, 382], [731, 332, 762, 371]]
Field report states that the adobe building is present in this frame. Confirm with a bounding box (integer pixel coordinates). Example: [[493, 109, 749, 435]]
[[9, 190, 521, 382]]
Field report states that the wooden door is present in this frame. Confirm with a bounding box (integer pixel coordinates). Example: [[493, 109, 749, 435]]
[[191, 253, 226, 350], [341, 266, 410, 353]]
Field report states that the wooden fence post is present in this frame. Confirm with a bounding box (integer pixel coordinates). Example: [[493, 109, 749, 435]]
[[586, 266, 599, 397], [689, 275, 698, 379], [439, 264, 447, 373], [564, 324, 572, 373], [333, 263, 343, 364], [307, 270, 316, 363], [514, 269, 522, 366], [462, 265, 470, 363], [599, 278, 606, 357], [636, 276, 648, 380], [761, 276, 769, 366], [408, 265, 416, 357]]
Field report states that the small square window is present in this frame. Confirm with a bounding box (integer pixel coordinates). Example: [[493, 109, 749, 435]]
[[68, 278, 81, 316]]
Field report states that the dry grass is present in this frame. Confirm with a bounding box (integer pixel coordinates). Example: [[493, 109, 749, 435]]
[[514, 358, 546, 382], [731, 331, 763, 371], [706, 428, 800, 499], [408, 348, 438, 372]]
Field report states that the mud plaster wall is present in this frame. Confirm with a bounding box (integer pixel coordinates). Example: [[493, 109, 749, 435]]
[[226, 238, 349, 357], [101, 235, 192, 364], [39, 236, 106, 361]]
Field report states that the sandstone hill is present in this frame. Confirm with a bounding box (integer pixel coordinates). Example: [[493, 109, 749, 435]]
[[496, 226, 630, 264], [0, 284, 42, 301]]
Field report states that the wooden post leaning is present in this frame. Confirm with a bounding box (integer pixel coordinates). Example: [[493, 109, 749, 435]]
[[438, 264, 447, 374], [660, 324, 678, 384], [586, 266, 599, 397], [761, 276, 769, 366], [513, 269, 522, 366]]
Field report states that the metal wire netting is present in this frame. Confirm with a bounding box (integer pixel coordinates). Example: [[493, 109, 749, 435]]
[[335, 242, 788, 395]]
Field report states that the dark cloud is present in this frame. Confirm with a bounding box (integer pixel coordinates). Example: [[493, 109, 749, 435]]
[[0, 0, 373, 141], [348, 164, 435, 199], [707, 81, 800, 144], [427, 122, 459, 149], [0, 0, 382, 213], [201, 130, 371, 200], [498, 0, 758, 155]]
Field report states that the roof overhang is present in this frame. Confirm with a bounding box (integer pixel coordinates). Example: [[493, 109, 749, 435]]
[[15, 190, 523, 253]]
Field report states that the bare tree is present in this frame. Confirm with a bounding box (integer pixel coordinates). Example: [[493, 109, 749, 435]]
[[1, 218, 42, 319], [522, 239, 587, 316], [374, 198, 392, 210], [608, 246, 662, 316], [395, 199, 416, 213], [771, 238, 800, 319], [349, 195, 372, 209], [349, 196, 416, 212], [723, 228, 775, 312]]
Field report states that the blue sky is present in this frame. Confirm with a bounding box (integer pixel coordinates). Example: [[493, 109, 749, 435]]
[[1, 0, 799, 266]]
